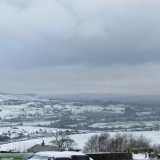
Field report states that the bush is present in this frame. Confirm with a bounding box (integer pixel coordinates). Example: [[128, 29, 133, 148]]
[[0, 153, 27, 160]]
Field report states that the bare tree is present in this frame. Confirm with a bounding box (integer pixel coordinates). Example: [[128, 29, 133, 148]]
[[151, 144, 160, 154], [98, 133, 110, 152], [83, 133, 110, 153], [108, 133, 127, 152], [83, 134, 99, 153], [51, 130, 76, 150], [135, 134, 150, 148]]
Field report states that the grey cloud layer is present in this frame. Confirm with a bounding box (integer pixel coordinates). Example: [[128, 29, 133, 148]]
[[0, 0, 160, 69]]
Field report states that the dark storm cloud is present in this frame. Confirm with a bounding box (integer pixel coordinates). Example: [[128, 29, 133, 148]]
[[1, 37, 160, 69]]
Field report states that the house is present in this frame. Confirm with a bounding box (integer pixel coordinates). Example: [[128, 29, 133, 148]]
[[27, 140, 80, 152], [27, 140, 59, 152]]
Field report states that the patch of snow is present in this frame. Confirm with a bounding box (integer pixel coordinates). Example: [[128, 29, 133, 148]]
[[132, 153, 150, 160]]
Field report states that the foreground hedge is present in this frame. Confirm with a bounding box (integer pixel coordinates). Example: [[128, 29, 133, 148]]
[[0, 153, 27, 160]]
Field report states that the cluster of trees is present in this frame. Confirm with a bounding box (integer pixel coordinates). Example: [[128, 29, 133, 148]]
[[83, 132, 151, 153]]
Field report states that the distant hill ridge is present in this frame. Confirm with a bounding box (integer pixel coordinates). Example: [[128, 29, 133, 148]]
[[40, 92, 160, 102], [1, 92, 160, 102]]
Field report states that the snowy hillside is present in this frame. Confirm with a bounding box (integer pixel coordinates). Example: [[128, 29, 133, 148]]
[[0, 126, 160, 152]]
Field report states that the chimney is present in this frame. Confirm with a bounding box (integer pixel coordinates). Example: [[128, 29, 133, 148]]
[[41, 140, 45, 146]]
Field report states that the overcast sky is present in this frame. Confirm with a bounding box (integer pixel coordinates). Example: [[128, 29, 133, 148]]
[[0, 0, 160, 96]]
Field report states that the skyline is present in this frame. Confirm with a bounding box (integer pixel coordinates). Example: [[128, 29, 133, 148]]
[[0, 0, 160, 95]]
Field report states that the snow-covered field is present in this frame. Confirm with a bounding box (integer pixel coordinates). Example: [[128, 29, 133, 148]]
[[0, 128, 160, 152], [90, 121, 160, 129]]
